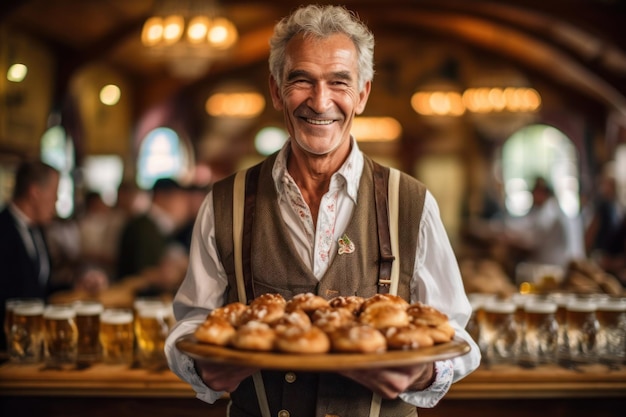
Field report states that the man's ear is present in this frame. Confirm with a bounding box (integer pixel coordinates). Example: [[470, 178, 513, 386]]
[[269, 75, 284, 111], [355, 80, 372, 115]]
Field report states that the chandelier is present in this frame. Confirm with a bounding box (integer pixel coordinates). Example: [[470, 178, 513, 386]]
[[141, 0, 238, 79]]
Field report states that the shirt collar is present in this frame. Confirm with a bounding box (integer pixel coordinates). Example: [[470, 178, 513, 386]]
[[8, 203, 34, 229], [272, 137, 364, 203]]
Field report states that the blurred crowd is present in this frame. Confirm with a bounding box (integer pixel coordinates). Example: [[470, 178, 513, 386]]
[[1, 160, 210, 350]]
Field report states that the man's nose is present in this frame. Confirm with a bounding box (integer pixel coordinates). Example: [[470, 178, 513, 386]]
[[308, 83, 332, 113]]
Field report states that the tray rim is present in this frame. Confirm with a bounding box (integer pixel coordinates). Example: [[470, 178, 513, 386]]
[[176, 334, 471, 371]]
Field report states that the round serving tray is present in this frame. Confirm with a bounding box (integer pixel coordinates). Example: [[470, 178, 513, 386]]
[[176, 334, 471, 371]]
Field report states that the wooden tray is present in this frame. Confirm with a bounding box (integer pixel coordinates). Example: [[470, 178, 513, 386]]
[[176, 334, 471, 371]]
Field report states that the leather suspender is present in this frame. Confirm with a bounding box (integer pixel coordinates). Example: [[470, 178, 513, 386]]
[[242, 163, 262, 302], [372, 161, 395, 294]]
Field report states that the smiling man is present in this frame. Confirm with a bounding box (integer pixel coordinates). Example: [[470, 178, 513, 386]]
[[165, 5, 480, 417]]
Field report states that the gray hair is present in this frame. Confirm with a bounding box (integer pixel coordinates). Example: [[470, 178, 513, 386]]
[[268, 4, 375, 92]]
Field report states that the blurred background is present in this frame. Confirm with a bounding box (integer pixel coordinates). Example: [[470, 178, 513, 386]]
[[1, 0, 625, 290]]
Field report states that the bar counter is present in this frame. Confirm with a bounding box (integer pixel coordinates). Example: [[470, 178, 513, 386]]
[[1, 361, 624, 417]]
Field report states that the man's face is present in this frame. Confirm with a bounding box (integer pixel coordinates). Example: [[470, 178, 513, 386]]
[[269, 33, 371, 157], [32, 172, 59, 224]]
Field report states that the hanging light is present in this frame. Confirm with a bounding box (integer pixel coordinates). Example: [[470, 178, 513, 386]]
[[141, 0, 238, 79]]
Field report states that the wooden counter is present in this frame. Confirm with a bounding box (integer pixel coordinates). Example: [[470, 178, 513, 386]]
[[1, 361, 625, 417]]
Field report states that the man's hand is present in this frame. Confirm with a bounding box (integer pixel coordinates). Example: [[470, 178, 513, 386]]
[[339, 362, 435, 399], [194, 361, 260, 393]]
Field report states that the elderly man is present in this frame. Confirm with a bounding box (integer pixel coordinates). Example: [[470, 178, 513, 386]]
[[165, 5, 480, 417]]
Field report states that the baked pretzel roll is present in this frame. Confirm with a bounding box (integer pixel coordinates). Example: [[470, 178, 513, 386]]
[[209, 302, 248, 326], [250, 293, 287, 308], [384, 324, 435, 350], [194, 316, 236, 346], [359, 302, 409, 329], [231, 320, 276, 351], [329, 324, 387, 353], [360, 293, 409, 312], [310, 306, 355, 333], [238, 301, 285, 326], [275, 325, 330, 354], [406, 302, 449, 327], [286, 292, 329, 315], [272, 309, 312, 332], [328, 295, 365, 316]]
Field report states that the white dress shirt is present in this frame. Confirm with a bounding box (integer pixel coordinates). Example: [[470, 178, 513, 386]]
[[165, 140, 481, 408]]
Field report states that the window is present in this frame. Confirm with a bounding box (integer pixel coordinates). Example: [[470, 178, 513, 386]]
[[501, 124, 580, 217], [41, 125, 74, 218], [136, 127, 189, 189]]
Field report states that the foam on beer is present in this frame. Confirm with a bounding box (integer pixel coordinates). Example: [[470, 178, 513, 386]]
[[44, 306, 76, 320], [74, 301, 104, 315], [101, 309, 133, 324], [524, 301, 557, 314], [14, 303, 45, 316]]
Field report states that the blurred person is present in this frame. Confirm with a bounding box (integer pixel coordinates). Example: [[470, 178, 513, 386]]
[[174, 183, 211, 252], [504, 177, 586, 270], [585, 169, 623, 259], [165, 5, 480, 417], [115, 178, 189, 286], [0, 160, 59, 350]]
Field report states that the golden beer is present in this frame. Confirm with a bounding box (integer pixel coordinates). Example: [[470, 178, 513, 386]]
[[9, 301, 45, 363], [43, 305, 78, 367], [100, 309, 134, 365], [595, 299, 626, 363], [74, 301, 103, 363], [565, 298, 599, 363], [479, 300, 518, 364], [522, 301, 558, 364], [134, 303, 171, 368]]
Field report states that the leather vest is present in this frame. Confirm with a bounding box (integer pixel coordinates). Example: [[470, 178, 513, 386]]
[[212, 153, 427, 417]]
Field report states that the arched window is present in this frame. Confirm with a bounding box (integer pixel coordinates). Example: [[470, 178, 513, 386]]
[[136, 127, 190, 189], [41, 125, 74, 218], [501, 124, 580, 218]]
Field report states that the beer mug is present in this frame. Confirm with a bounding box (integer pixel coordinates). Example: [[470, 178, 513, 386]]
[[595, 298, 626, 365], [134, 302, 171, 368], [100, 309, 134, 365], [43, 304, 78, 368], [565, 297, 599, 364], [4, 298, 44, 354], [74, 300, 104, 364], [518, 300, 558, 365], [479, 299, 518, 364], [9, 300, 45, 363]]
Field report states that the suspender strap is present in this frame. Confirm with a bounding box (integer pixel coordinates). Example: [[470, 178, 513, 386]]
[[242, 163, 262, 302], [372, 161, 395, 293], [370, 166, 402, 417], [233, 166, 271, 417]]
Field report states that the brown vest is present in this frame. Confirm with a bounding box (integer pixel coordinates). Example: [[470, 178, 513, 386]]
[[212, 153, 427, 417]]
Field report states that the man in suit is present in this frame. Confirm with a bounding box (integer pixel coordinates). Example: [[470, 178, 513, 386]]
[[0, 160, 60, 350]]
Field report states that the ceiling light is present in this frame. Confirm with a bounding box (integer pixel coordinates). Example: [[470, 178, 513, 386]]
[[141, 0, 238, 79]]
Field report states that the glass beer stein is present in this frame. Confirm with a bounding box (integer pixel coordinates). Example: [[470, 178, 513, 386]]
[[9, 300, 45, 363], [43, 304, 78, 368], [74, 300, 104, 364], [100, 308, 135, 365]]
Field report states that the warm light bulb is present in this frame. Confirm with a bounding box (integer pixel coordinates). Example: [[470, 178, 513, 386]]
[[100, 84, 121, 106], [7, 63, 28, 82], [141, 17, 163, 46], [208, 17, 237, 49], [187, 16, 210, 44], [163, 15, 184, 44]]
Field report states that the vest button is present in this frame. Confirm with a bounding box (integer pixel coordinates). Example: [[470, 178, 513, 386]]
[[284, 372, 296, 383], [278, 410, 290, 417]]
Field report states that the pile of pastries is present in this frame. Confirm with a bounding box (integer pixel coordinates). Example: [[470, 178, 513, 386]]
[[194, 293, 455, 354]]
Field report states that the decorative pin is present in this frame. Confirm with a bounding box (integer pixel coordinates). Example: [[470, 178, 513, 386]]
[[337, 234, 355, 255]]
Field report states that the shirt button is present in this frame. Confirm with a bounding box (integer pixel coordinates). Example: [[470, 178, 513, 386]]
[[278, 410, 290, 417], [284, 372, 296, 383]]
